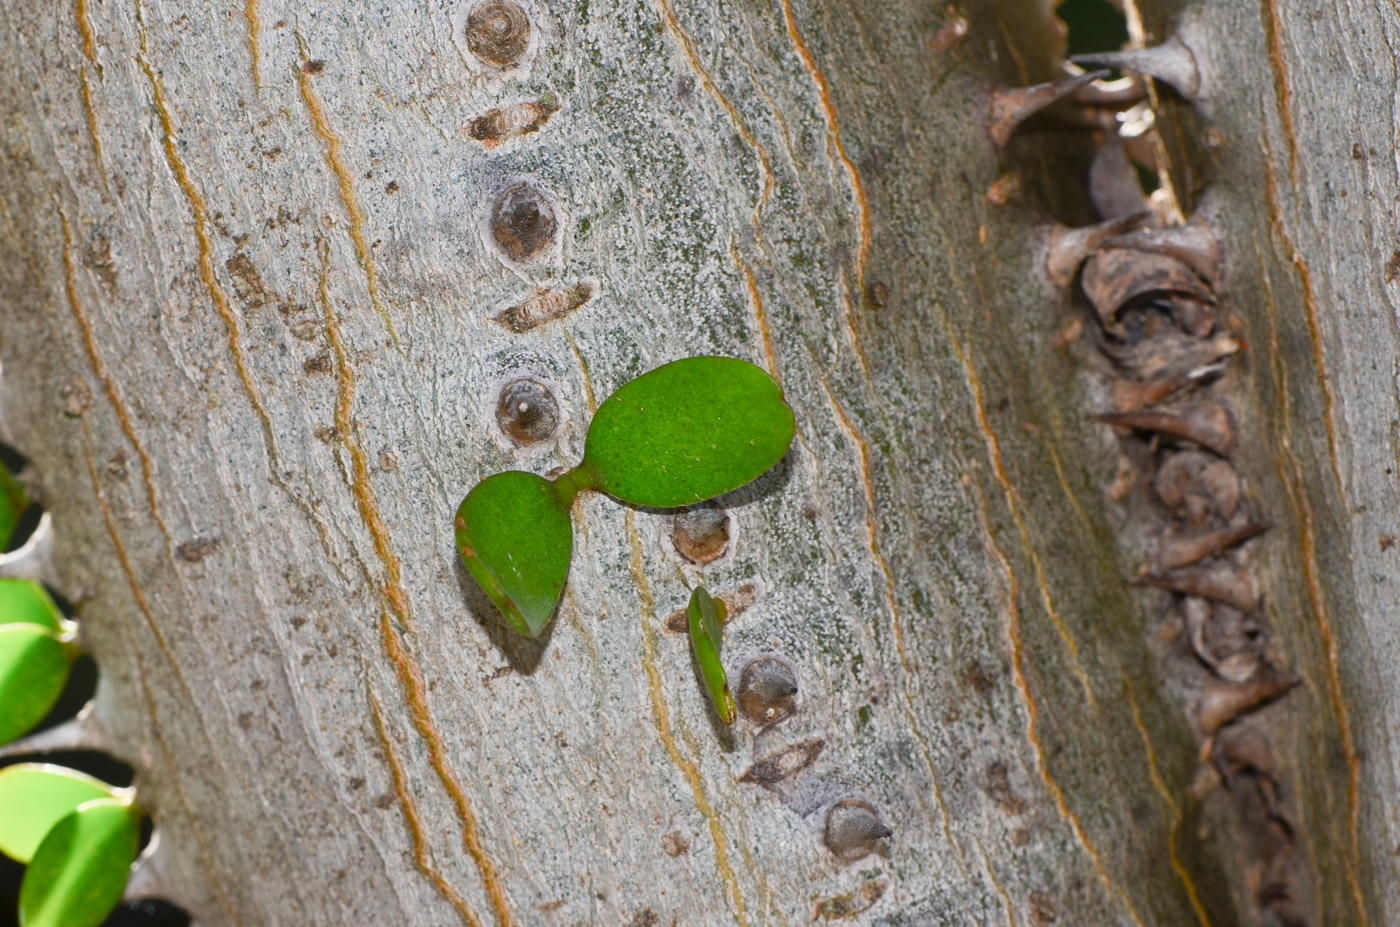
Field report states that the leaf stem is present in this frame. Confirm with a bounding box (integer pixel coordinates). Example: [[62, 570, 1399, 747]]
[[551, 462, 600, 508]]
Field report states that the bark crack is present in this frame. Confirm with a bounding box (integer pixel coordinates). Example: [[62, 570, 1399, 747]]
[[298, 46, 402, 351], [816, 378, 961, 856], [369, 686, 484, 927], [61, 209, 173, 550], [777, 0, 871, 297], [969, 480, 1148, 927], [379, 616, 516, 927]]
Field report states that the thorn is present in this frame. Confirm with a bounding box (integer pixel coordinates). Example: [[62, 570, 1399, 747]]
[[1081, 248, 1216, 331], [1134, 565, 1259, 613], [1196, 672, 1302, 736], [1111, 359, 1228, 412], [1154, 521, 1272, 571], [1071, 34, 1204, 108], [0, 510, 57, 583], [1093, 401, 1237, 457], [1100, 330, 1240, 386], [1039, 212, 1153, 291], [1107, 220, 1225, 290], [987, 70, 1109, 148], [0, 706, 112, 759], [1073, 73, 1147, 108]]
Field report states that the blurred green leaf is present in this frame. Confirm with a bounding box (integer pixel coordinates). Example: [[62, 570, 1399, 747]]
[[0, 764, 119, 863], [0, 462, 27, 552], [19, 797, 139, 927], [0, 580, 68, 633], [687, 587, 735, 724], [0, 624, 75, 746], [584, 357, 794, 507], [455, 471, 572, 638]]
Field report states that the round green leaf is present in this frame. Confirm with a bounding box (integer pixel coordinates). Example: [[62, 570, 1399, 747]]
[[455, 471, 572, 638], [0, 764, 121, 863], [687, 587, 735, 724], [583, 357, 795, 507], [19, 797, 140, 927], [0, 580, 68, 633], [0, 624, 75, 746]]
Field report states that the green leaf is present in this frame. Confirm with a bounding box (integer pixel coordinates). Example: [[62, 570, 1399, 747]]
[[0, 765, 121, 863], [583, 357, 795, 507], [0, 624, 75, 746], [0, 461, 28, 551], [0, 580, 68, 633], [687, 587, 735, 724], [455, 471, 572, 638], [19, 797, 140, 927]]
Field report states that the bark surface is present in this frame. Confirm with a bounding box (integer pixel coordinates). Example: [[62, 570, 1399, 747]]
[[0, 0, 1393, 925]]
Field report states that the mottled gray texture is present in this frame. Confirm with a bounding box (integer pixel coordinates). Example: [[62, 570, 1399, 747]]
[[0, 0, 1390, 925]]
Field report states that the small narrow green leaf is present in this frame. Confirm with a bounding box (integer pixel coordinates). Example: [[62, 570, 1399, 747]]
[[455, 471, 572, 638], [584, 357, 795, 507], [688, 587, 735, 724], [0, 624, 75, 745], [0, 580, 68, 633], [0, 765, 120, 863], [19, 798, 140, 927], [0, 462, 27, 551]]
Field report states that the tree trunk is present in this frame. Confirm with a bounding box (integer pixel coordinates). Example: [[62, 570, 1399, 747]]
[[0, 0, 1393, 924]]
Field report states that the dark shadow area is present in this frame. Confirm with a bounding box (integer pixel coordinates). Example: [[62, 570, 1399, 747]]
[[0, 749, 134, 787], [453, 554, 552, 675], [0, 505, 41, 556], [25, 655, 98, 738], [1057, 0, 1129, 56]]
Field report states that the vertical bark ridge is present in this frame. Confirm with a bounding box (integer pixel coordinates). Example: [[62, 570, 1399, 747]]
[[1254, 174, 1368, 927], [378, 615, 516, 927], [815, 377, 961, 851], [1123, 679, 1214, 927], [731, 245, 782, 384], [318, 238, 414, 632], [135, 32, 279, 474], [78, 419, 187, 690], [368, 686, 484, 927], [954, 340, 1098, 706], [777, 0, 871, 296], [60, 209, 173, 550], [243, 0, 261, 91], [626, 512, 751, 927], [969, 480, 1148, 927], [297, 49, 401, 351], [652, 0, 774, 223]]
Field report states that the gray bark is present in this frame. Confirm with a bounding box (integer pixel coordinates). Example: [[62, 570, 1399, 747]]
[[0, 0, 1394, 925]]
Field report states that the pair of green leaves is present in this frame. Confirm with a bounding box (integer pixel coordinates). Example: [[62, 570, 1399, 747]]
[[456, 357, 795, 638], [0, 580, 80, 746], [0, 764, 141, 927]]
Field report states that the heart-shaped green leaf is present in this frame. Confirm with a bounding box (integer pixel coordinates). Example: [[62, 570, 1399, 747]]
[[0, 765, 121, 863], [455, 471, 572, 638], [0, 624, 75, 746], [583, 357, 795, 507], [0, 580, 68, 633], [19, 797, 140, 927], [688, 587, 735, 723], [0, 462, 27, 551]]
